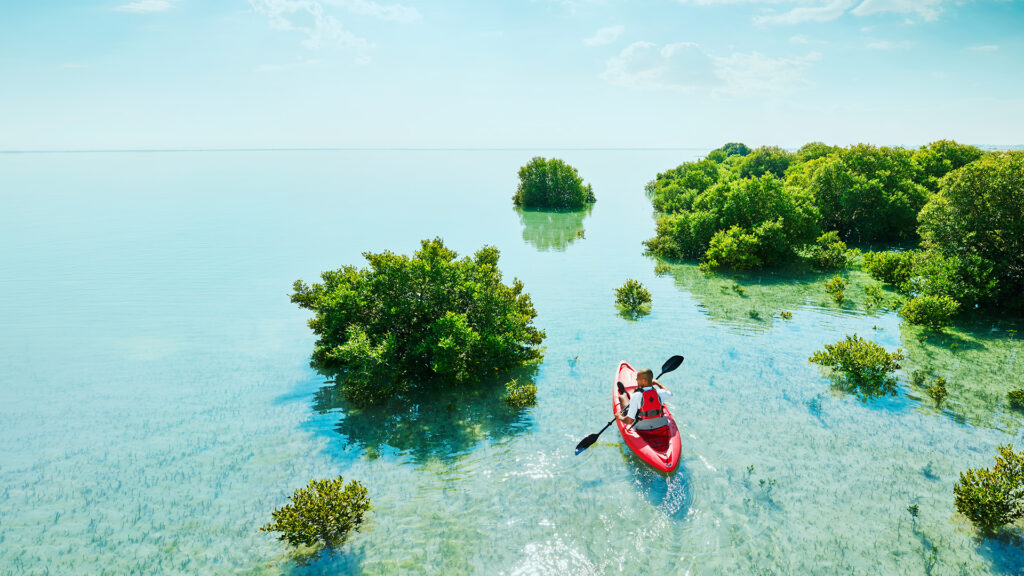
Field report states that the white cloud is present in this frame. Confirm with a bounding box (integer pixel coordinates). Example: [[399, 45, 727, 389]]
[[250, 0, 418, 61], [755, 0, 856, 24], [681, 0, 955, 24], [333, 0, 421, 22], [114, 0, 177, 13], [865, 39, 912, 49], [851, 0, 944, 21], [789, 34, 809, 44], [600, 41, 719, 91], [584, 25, 624, 47], [600, 40, 820, 97], [967, 44, 999, 52], [714, 50, 821, 96]]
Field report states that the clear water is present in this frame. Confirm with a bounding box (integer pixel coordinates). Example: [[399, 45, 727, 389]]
[[1, 150, 1022, 575]]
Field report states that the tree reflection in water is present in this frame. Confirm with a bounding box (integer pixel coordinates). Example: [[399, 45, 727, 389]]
[[515, 206, 592, 252]]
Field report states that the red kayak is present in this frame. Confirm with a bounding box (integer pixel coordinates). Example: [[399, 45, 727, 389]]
[[613, 361, 682, 473]]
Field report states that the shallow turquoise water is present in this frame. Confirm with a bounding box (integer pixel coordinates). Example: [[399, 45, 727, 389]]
[[1, 150, 1022, 575]]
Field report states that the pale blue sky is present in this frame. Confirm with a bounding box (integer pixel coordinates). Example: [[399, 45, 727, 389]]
[[1, 0, 1021, 149]]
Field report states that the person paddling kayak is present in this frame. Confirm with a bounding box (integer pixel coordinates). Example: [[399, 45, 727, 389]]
[[615, 368, 671, 430]]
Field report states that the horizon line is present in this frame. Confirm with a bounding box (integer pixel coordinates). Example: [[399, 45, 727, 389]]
[[2, 144, 1021, 155], [0, 146, 716, 154]]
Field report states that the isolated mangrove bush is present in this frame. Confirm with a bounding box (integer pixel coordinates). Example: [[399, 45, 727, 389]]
[[291, 239, 545, 406], [953, 445, 1024, 534], [615, 279, 652, 317], [809, 334, 905, 398], [513, 157, 595, 209], [928, 377, 949, 407], [1009, 389, 1024, 412], [261, 476, 371, 560], [823, 275, 847, 304], [502, 378, 538, 408], [899, 295, 960, 331]]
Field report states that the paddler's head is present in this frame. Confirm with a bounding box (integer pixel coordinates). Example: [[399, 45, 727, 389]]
[[637, 368, 654, 387]]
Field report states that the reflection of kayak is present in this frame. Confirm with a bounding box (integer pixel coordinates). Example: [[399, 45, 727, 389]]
[[614, 361, 681, 473]]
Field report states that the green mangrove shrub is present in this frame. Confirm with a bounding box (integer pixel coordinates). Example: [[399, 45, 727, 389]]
[[911, 139, 985, 192], [738, 145, 794, 179], [809, 334, 905, 398], [823, 275, 847, 304], [705, 142, 751, 163], [646, 159, 722, 214], [502, 378, 538, 408], [953, 445, 1024, 534], [862, 250, 917, 290], [1008, 389, 1024, 412], [645, 174, 819, 266], [615, 279, 652, 317], [640, 141, 1022, 311], [291, 239, 545, 407], [513, 157, 595, 209], [802, 144, 928, 243], [908, 251, 1000, 311], [864, 283, 886, 308], [804, 231, 850, 270], [911, 369, 927, 388], [702, 225, 763, 271], [796, 142, 841, 163], [918, 151, 1024, 311], [899, 295, 960, 331], [928, 377, 948, 408], [261, 477, 371, 560]]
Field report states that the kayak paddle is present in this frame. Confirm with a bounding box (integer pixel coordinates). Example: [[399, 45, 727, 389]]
[[574, 355, 684, 455]]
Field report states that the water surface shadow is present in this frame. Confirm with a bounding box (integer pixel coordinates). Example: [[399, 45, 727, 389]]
[[312, 367, 537, 464], [975, 530, 1024, 575], [279, 545, 368, 576], [899, 314, 1024, 431]]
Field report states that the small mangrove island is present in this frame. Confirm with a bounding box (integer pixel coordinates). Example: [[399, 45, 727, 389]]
[[291, 238, 545, 407], [513, 156, 596, 210]]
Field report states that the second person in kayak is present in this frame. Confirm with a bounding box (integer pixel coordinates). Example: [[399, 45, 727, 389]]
[[615, 368, 671, 430]]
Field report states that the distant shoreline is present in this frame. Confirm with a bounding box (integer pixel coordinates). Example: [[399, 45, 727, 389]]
[[2, 145, 1022, 155], [0, 146, 712, 154]]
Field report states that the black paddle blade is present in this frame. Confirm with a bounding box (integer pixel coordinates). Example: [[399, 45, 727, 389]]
[[659, 355, 685, 377], [575, 433, 600, 455]]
